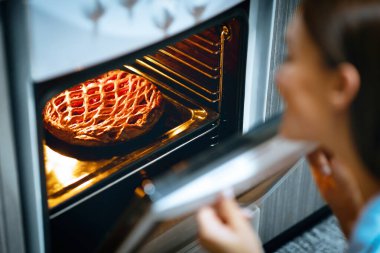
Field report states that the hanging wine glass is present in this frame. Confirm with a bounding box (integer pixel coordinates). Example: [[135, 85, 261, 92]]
[[119, 0, 138, 19], [184, 0, 209, 24], [150, 0, 176, 37], [83, 0, 106, 36]]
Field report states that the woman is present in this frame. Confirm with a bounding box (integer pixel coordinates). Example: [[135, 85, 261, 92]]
[[197, 0, 380, 252]]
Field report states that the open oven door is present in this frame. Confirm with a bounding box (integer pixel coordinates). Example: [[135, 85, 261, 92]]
[[98, 114, 317, 253]]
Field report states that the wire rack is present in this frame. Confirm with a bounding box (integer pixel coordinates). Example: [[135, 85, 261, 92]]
[[125, 25, 231, 112]]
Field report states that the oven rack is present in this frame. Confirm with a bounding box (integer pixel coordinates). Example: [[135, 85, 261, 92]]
[[125, 25, 231, 112]]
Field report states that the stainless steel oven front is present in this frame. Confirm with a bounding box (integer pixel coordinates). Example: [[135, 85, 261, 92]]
[[0, 0, 324, 252]]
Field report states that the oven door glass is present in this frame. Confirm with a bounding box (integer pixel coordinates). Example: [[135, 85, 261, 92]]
[[98, 114, 317, 253]]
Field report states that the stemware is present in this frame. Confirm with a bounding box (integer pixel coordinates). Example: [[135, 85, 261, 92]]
[[119, 0, 138, 19], [184, 0, 209, 23], [150, 0, 176, 37], [83, 0, 106, 35]]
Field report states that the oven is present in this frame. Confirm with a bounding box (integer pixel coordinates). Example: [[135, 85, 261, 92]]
[[0, 0, 324, 253]]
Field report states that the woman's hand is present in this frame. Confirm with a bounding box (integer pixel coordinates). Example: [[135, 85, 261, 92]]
[[196, 194, 263, 253], [307, 149, 363, 238]]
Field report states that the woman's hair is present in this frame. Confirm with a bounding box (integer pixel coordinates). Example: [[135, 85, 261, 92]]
[[302, 0, 380, 178]]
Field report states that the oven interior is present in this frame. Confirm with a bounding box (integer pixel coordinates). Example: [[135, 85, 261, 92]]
[[40, 17, 246, 216], [37, 8, 249, 251]]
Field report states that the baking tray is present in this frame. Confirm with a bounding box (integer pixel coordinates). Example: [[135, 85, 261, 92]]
[[44, 89, 219, 209]]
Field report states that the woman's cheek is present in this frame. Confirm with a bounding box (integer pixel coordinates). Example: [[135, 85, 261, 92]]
[[276, 65, 294, 104], [276, 66, 311, 139]]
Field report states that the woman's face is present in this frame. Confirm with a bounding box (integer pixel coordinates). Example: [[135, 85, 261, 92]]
[[277, 14, 340, 142]]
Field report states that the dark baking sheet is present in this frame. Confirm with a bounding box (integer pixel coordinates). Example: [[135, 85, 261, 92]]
[[44, 92, 219, 209]]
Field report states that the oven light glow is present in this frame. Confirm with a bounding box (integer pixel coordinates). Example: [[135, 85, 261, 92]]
[[44, 146, 83, 187], [44, 142, 118, 208]]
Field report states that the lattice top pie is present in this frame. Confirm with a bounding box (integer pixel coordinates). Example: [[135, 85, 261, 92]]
[[43, 70, 164, 146]]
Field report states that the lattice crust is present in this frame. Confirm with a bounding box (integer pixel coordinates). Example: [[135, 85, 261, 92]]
[[43, 70, 164, 146]]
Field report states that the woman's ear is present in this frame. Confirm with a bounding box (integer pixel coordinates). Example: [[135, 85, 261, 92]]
[[330, 63, 360, 111]]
